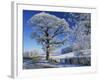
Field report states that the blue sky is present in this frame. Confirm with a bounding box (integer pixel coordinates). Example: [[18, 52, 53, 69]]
[[23, 10, 42, 52], [23, 10, 83, 52]]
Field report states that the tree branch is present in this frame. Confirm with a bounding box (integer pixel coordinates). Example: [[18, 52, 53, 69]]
[[51, 27, 66, 38], [50, 38, 67, 45]]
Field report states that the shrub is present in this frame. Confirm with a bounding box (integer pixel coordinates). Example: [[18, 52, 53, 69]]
[[32, 56, 41, 63], [78, 57, 91, 65], [49, 59, 59, 64]]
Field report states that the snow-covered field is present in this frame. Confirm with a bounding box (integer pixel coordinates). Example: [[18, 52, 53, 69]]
[[50, 49, 90, 59], [23, 49, 91, 69]]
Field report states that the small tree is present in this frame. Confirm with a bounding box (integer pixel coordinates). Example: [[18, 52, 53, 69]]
[[28, 12, 70, 60]]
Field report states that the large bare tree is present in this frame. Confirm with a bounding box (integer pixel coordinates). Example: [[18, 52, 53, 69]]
[[28, 12, 70, 60]]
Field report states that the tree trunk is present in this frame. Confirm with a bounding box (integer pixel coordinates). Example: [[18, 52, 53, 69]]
[[45, 28, 50, 60], [46, 49, 49, 60]]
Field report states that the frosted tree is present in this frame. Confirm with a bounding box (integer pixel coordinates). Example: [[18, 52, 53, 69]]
[[69, 13, 90, 50], [74, 13, 91, 50], [28, 12, 70, 60], [64, 13, 91, 50]]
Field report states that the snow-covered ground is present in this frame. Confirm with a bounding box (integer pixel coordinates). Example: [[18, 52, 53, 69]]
[[23, 49, 91, 69], [23, 59, 86, 69], [50, 49, 90, 59]]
